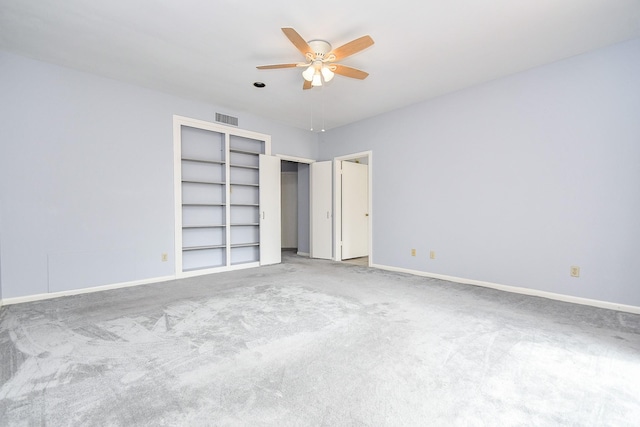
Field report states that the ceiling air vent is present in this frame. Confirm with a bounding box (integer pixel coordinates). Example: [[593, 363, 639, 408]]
[[215, 113, 238, 127]]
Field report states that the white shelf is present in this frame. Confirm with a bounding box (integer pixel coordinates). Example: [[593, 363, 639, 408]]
[[182, 157, 225, 165], [230, 148, 261, 155], [229, 164, 259, 170], [183, 244, 226, 251], [182, 180, 225, 185], [231, 243, 259, 248]]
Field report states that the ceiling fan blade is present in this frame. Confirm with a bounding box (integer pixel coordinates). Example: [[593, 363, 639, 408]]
[[256, 63, 300, 70], [303, 80, 312, 90], [329, 35, 374, 61], [282, 27, 313, 57], [332, 64, 369, 80]]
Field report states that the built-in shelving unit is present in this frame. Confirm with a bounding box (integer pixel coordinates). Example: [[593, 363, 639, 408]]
[[174, 115, 272, 277]]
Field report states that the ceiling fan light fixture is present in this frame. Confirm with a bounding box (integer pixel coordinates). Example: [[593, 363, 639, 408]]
[[321, 66, 334, 82], [302, 65, 315, 82], [311, 72, 322, 87]]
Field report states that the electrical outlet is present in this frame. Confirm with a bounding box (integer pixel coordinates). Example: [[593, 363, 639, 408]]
[[162, 253, 168, 262], [570, 266, 580, 277], [411, 249, 416, 257], [430, 251, 436, 259]]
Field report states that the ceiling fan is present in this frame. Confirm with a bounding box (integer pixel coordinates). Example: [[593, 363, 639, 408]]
[[257, 28, 374, 90]]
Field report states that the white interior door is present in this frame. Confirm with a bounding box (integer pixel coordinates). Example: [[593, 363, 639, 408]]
[[310, 161, 332, 259], [259, 155, 281, 265], [341, 161, 368, 260], [281, 172, 298, 249]]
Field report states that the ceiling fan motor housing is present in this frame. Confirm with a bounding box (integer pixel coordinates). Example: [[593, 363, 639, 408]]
[[307, 40, 332, 59]]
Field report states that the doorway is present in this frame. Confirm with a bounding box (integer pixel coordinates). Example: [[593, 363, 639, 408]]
[[278, 156, 313, 257], [281, 163, 298, 251]]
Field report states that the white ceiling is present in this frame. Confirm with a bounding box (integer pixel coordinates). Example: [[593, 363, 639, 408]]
[[1, 0, 639, 131]]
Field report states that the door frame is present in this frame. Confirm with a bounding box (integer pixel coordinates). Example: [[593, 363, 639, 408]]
[[275, 154, 314, 165], [333, 151, 373, 264]]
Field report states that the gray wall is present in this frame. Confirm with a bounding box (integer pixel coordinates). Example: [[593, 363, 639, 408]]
[[0, 51, 318, 299], [319, 38, 640, 307]]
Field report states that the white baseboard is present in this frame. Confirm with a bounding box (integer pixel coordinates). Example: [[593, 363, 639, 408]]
[[4, 264, 638, 315], [297, 251, 310, 257], [1, 275, 176, 306], [371, 263, 640, 315]]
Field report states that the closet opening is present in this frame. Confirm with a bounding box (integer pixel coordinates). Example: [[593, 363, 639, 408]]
[[278, 157, 312, 258]]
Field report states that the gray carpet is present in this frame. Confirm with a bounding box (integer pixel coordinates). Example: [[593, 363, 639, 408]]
[[1, 253, 639, 426]]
